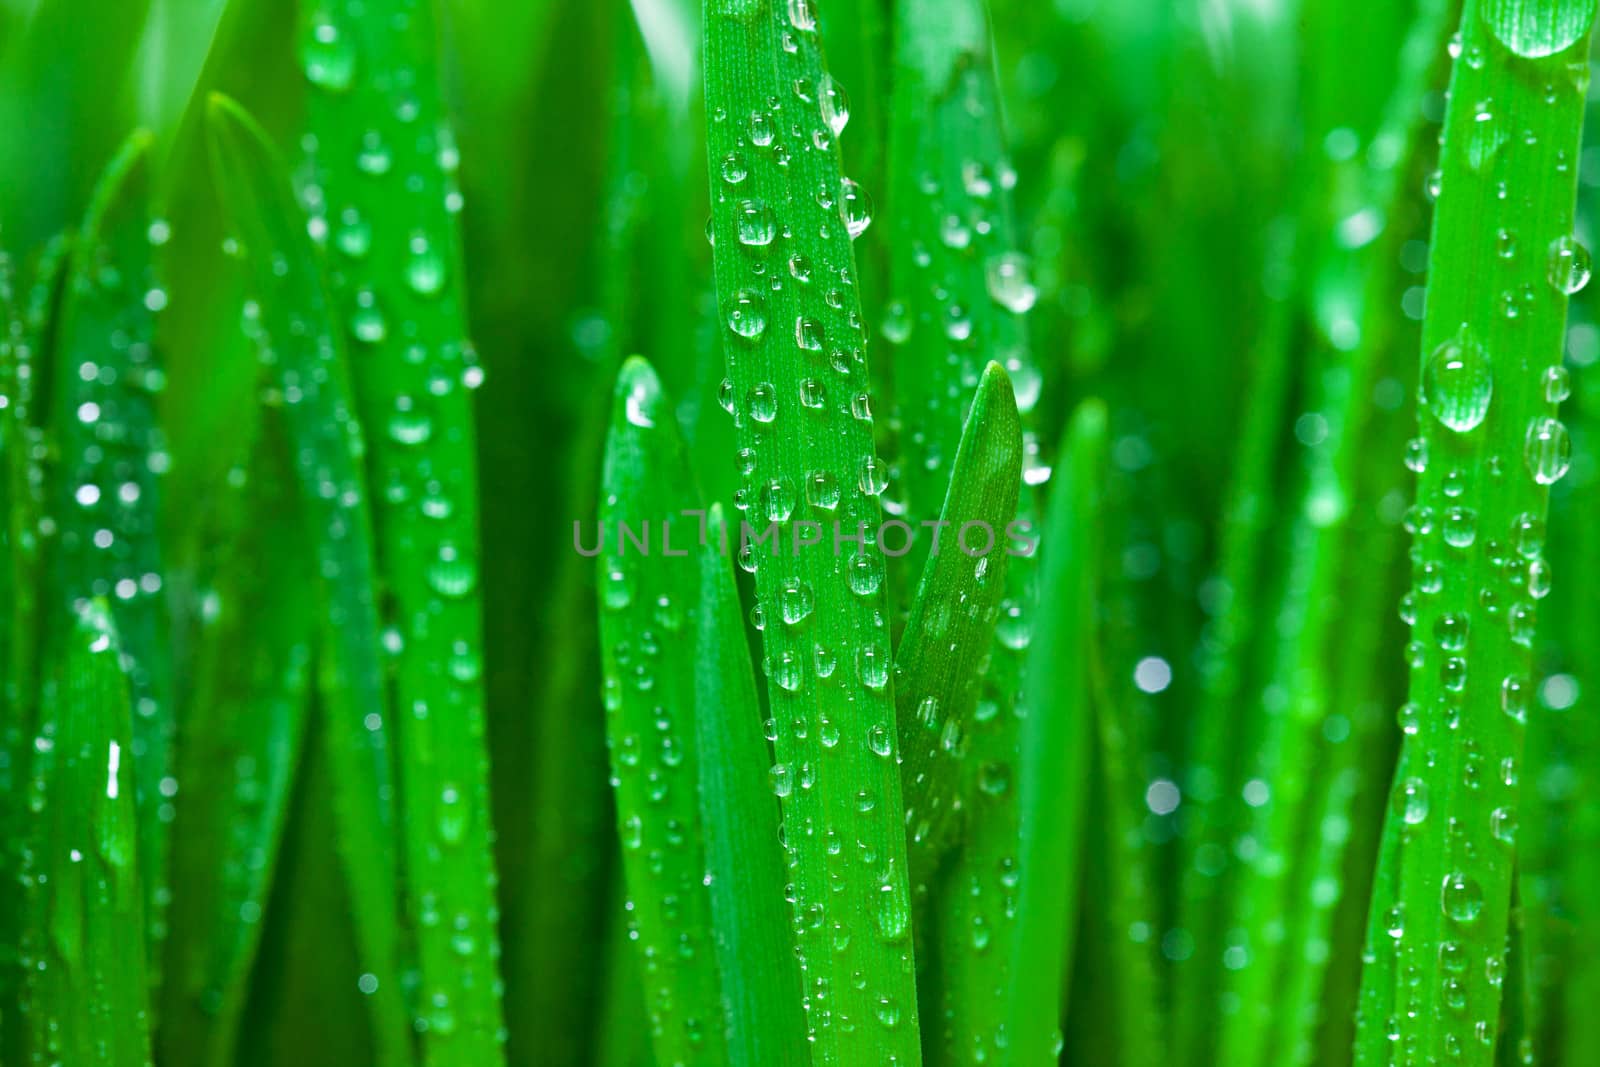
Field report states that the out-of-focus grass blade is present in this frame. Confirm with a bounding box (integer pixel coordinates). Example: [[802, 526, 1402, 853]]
[[1004, 397, 1106, 1065], [1215, 2, 1454, 1062], [22, 601, 151, 1066], [46, 129, 174, 994], [158, 413, 314, 1067], [1354, 2, 1599, 1062], [0, 233, 69, 1066], [895, 362, 1021, 890], [205, 92, 412, 1067], [703, 1, 923, 1062], [886, 0, 1037, 535], [596, 356, 724, 1063], [696, 502, 807, 1067], [298, 5, 506, 1056]]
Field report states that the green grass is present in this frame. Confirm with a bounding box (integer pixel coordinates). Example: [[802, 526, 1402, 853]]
[[9, 0, 1600, 1065]]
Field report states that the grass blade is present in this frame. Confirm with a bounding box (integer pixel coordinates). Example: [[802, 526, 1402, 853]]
[[696, 502, 808, 1067], [205, 92, 412, 1067], [894, 362, 1022, 891], [23, 602, 151, 1066], [0, 233, 70, 1066], [703, 2, 923, 1062], [297, 4, 507, 1054], [1005, 397, 1107, 1064], [595, 356, 725, 1063], [158, 413, 315, 1067], [46, 129, 174, 996], [1354, 2, 1600, 1061]]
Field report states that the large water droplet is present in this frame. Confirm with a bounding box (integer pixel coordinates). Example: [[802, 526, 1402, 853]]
[[1547, 235, 1592, 294], [1441, 872, 1484, 924], [1424, 326, 1493, 433], [1482, 0, 1595, 59]]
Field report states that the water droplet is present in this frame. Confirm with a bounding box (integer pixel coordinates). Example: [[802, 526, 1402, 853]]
[[1441, 873, 1484, 924], [748, 382, 779, 423], [985, 252, 1038, 313], [795, 317, 825, 352], [405, 235, 448, 297], [805, 469, 840, 510], [1424, 326, 1493, 433], [780, 578, 815, 624], [1393, 776, 1430, 825], [858, 644, 890, 690], [729, 288, 768, 339], [1524, 415, 1572, 484], [1404, 437, 1429, 473], [839, 178, 872, 239], [721, 152, 748, 184], [1547, 235, 1592, 294], [1543, 364, 1572, 403], [735, 199, 777, 247], [300, 15, 356, 92], [857, 455, 888, 496], [1482, 0, 1595, 59], [820, 75, 850, 136], [1443, 506, 1477, 548]]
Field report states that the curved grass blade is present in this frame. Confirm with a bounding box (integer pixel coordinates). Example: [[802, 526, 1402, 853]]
[[696, 502, 808, 1067], [596, 357, 725, 1063], [158, 412, 315, 1067], [894, 361, 1021, 891], [1354, 3, 1600, 1061], [22, 602, 150, 1067], [297, 6, 506, 1056], [205, 92, 412, 1067], [703, 2, 922, 1061], [1004, 397, 1107, 1065], [45, 129, 175, 995]]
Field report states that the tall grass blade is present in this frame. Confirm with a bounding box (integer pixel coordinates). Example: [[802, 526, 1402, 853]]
[[158, 413, 314, 1067], [696, 502, 808, 1067], [297, 4, 507, 1054], [1355, 2, 1600, 1061], [0, 234, 70, 1065], [1005, 397, 1107, 1064], [22, 602, 151, 1066], [46, 129, 174, 995], [205, 92, 412, 1067], [703, 1, 923, 1060], [595, 356, 725, 1063]]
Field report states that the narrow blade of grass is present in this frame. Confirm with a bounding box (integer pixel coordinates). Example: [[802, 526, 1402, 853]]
[[205, 92, 412, 1067], [158, 412, 315, 1067], [0, 234, 71, 1066], [1355, 3, 1600, 1061], [894, 361, 1021, 892], [297, 5, 506, 1055], [46, 129, 175, 996], [696, 502, 808, 1067], [703, 1, 923, 1061], [595, 355, 725, 1063], [22, 601, 151, 1066], [1005, 397, 1107, 1063]]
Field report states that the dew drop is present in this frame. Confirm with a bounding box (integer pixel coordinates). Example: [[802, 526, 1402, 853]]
[[1423, 326, 1493, 433]]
